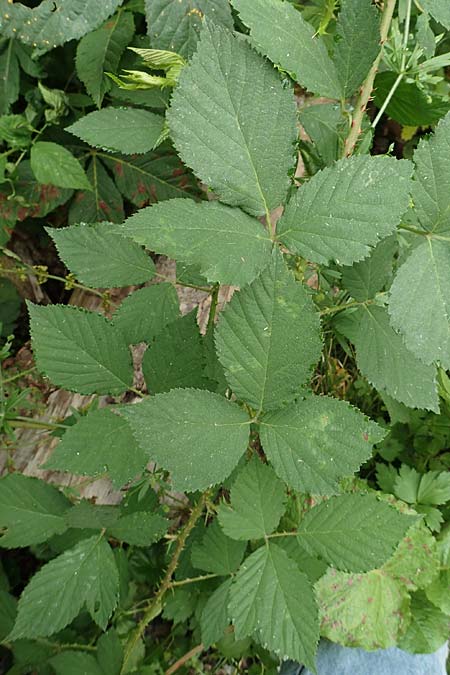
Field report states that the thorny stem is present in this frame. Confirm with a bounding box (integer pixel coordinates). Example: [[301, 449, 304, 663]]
[[1, 367, 37, 384], [342, 0, 397, 156], [121, 491, 209, 673], [319, 293, 387, 318], [372, 0, 412, 129]]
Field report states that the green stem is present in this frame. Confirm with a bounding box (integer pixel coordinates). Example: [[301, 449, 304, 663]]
[[207, 283, 220, 333], [1, 367, 37, 384], [343, 0, 397, 156], [319, 293, 387, 318], [171, 572, 220, 588], [9, 415, 70, 430], [120, 492, 209, 673]]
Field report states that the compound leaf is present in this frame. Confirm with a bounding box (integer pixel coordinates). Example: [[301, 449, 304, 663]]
[[117, 199, 272, 286], [191, 521, 246, 575], [229, 542, 319, 671], [30, 142, 91, 192], [11, 535, 119, 639], [69, 157, 124, 225], [27, 302, 133, 395], [107, 512, 168, 547], [215, 249, 322, 412], [399, 592, 449, 653], [218, 458, 286, 541], [260, 394, 384, 495], [167, 21, 297, 217], [119, 389, 250, 492], [278, 155, 412, 265], [201, 578, 232, 648], [297, 494, 417, 572], [45, 408, 148, 489], [51, 652, 103, 675], [112, 284, 179, 346], [47, 222, 155, 288], [67, 107, 165, 155], [76, 11, 135, 108], [232, 0, 341, 99], [421, 0, 450, 29], [341, 235, 396, 302], [0, 474, 70, 548], [389, 239, 450, 368]]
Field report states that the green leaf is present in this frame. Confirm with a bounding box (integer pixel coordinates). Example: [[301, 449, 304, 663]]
[[69, 157, 124, 225], [108, 512, 168, 546], [373, 72, 450, 126], [167, 21, 297, 217], [299, 103, 344, 167], [334, 0, 380, 97], [341, 236, 396, 301], [142, 311, 209, 393], [384, 522, 439, 591], [421, 0, 450, 28], [112, 284, 179, 345], [11, 535, 119, 638], [0, 474, 70, 548], [0, 0, 122, 54], [229, 542, 319, 671], [0, 39, 19, 114], [426, 530, 450, 614], [30, 142, 92, 192], [45, 408, 147, 489], [278, 155, 413, 265], [297, 494, 417, 572], [389, 239, 450, 368], [399, 592, 449, 653], [47, 222, 155, 288], [316, 567, 410, 649], [97, 630, 123, 675], [117, 199, 272, 286], [119, 389, 250, 491], [65, 502, 119, 530], [67, 107, 165, 155], [201, 578, 232, 648], [51, 652, 103, 675], [339, 306, 439, 411], [191, 521, 246, 575], [145, 0, 233, 58], [260, 394, 384, 494], [76, 12, 135, 108], [232, 0, 341, 99], [101, 147, 200, 207], [215, 249, 322, 412], [0, 591, 16, 642], [409, 112, 450, 235], [27, 303, 133, 395], [218, 458, 286, 540]]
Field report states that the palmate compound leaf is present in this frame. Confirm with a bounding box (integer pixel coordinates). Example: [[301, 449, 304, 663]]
[[30, 142, 92, 192], [297, 494, 417, 572], [10, 535, 119, 639], [47, 222, 155, 288], [167, 21, 297, 217], [336, 305, 439, 412], [0, 474, 70, 548], [231, 0, 341, 99], [315, 567, 411, 650], [118, 389, 250, 492], [112, 284, 180, 346], [277, 155, 413, 266], [259, 394, 385, 495], [389, 238, 450, 368], [115, 199, 272, 286], [218, 458, 286, 541], [76, 11, 135, 108], [215, 248, 322, 412], [27, 302, 133, 395], [191, 520, 247, 575], [229, 542, 319, 671], [44, 408, 148, 489], [67, 107, 165, 155]]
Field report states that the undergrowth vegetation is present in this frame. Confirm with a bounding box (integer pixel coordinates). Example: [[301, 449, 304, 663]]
[[0, 0, 450, 673]]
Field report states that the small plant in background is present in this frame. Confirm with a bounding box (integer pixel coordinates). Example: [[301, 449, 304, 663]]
[[0, 0, 450, 673]]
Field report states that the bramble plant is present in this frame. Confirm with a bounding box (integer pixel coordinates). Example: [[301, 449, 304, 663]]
[[1, 0, 450, 673]]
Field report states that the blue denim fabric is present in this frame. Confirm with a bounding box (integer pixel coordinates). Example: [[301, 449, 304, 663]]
[[279, 641, 449, 675]]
